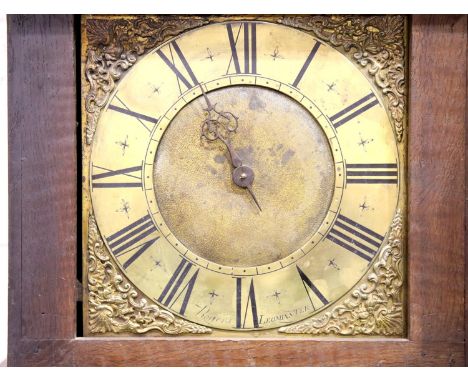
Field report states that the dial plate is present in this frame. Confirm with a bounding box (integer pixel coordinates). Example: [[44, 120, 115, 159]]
[[153, 85, 336, 267], [90, 21, 399, 330]]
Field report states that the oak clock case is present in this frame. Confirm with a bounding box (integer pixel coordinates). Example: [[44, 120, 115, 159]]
[[82, 16, 406, 336]]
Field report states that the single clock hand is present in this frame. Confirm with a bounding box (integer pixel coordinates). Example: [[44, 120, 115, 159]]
[[199, 83, 215, 112], [216, 133, 243, 168], [199, 84, 262, 212]]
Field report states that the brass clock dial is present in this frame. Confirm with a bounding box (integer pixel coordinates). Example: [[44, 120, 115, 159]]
[[89, 20, 400, 331]]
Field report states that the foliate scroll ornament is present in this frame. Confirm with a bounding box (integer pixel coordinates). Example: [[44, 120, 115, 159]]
[[279, 15, 406, 142], [279, 210, 404, 335], [87, 213, 211, 335], [84, 16, 208, 144]]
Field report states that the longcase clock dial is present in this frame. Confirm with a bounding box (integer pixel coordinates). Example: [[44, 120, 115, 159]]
[[87, 20, 402, 332]]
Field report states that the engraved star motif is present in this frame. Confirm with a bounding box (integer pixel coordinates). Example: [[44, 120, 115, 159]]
[[204, 48, 215, 61], [148, 82, 161, 95], [115, 199, 131, 219], [357, 132, 374, 152], [209, 290, 218, 299], [271, 290, 281, 304], [115, 135, 129, 156], [328, 258, 340, 270], [359, 200, 370, 212], [270, 46, 284, 61]]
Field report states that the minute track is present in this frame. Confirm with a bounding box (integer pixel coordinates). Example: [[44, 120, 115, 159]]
[[143, 75, 345, 277]]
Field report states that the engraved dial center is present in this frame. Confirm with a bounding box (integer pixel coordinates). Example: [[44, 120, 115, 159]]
[[153, 85, 335, 267]]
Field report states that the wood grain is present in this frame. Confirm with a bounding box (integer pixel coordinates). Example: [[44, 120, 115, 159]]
[[7, 338, 464, 366], [7, 14, 468, 366], [408, 15, 466, 345], [466, 16, 468, 367], [8, 14, 77, 364]]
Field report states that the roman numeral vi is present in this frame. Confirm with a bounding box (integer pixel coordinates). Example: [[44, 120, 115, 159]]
[[235, 278, 259, 329]]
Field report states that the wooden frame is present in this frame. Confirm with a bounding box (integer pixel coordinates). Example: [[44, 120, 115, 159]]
[[7, 14, 467, 366]]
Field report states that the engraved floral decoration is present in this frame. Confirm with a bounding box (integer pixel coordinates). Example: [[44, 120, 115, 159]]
[[279, 15, 406, 142], [87, 213, 211, 335], [279, 210, 404, 335], [84, 16, 208, 144]]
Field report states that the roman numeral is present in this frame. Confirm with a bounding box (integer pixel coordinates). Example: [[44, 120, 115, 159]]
[[326, 214, 385, 262], [158, 258, 199, 315], [108, 95, 158, 132], [226, 22, 257, 75], [156, 41, 198, 93], [291, 40, 321, 88], [91, 164, 142, 189], [296, 265, 328, 310], [346, 163, 398, 184], [329, 92, 379, 128], [106, 213, 159, 269], [235, 278, 259, 329]]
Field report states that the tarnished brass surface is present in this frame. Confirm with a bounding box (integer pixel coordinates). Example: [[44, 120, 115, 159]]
[[87, 214, 211, 335], [82, 15, 407, 336], [279, 210, 403, 336], [154, 86, 334, 267]]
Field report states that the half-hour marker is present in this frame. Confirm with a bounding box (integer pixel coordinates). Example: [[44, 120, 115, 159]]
[[326, 82, 336, 92], [269, 46, 283, 61], [296, 265, 328, 309], [106, 213, 159, 269], [291, 40, 321, 88], [115, 135, 130, 156], [92, 164, 142, 189], [158, 257, 199, 315], [346, 163, 398, 184], [156, 41, 199, 92], [357, 133, 374, 152], [208, 290, 219, 299], [328, 258, 340, 270], [204, 47, 216, 61], [329, 92, 379, 128], [115, 198, 131, 219], [235, 278, 259, 329], [359, 198, 372, 212], [108, 95, 158, 132], [326, 214, 384, 262], [271, 290, 281, 304], [226, 22, 257, 75]]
